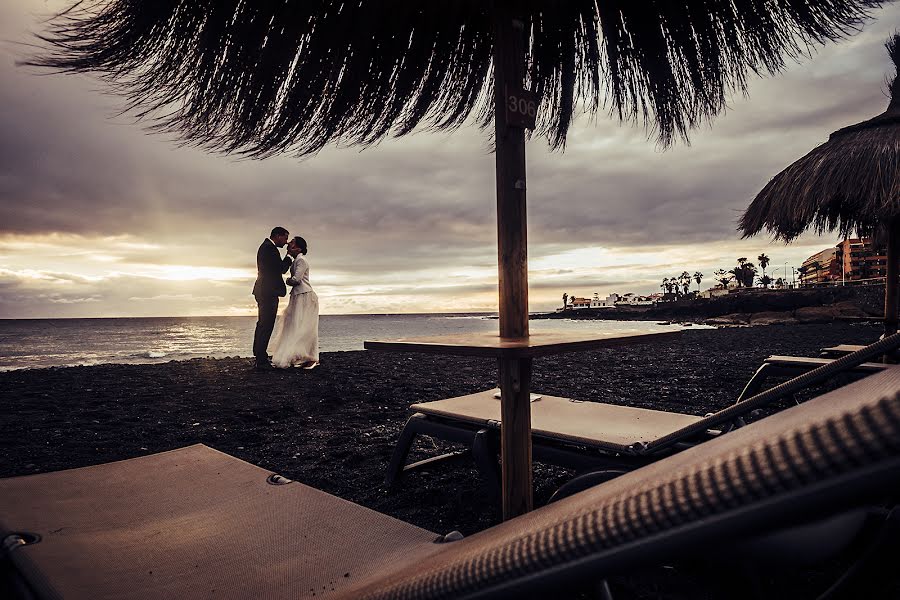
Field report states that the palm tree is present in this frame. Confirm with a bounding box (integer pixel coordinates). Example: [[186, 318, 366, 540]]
[[759, 274, 773, 288], [742, 263, 758, 288], [730, 258, 747, 287], [796, 265, 809, 287], [680, 271, 691, 296], [757, 253, 770, 287], [775, 276, 785, 289], [693, 271, 703, 291], [714, 269, 732, 289], [810, 261, 823, 285], [660, 278, 669, 296], [732, 258, 759, 288]]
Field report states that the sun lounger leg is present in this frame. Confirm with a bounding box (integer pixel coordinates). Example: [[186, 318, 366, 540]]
[[472, 428, 501, 499], [735, 363, 776, 403], [386, 414, 493, 488], [548, 469, 630, 504], [385, 414, 426, 487]]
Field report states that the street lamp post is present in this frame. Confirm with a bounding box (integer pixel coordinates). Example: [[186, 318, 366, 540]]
[[842, 244, 846, 286]]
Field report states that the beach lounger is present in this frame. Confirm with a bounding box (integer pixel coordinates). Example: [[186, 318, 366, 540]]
[[386, 332, 900, 492], [2, 368, 900, 599], [820, 344, 868, 357], [733, 354, 889, 404]]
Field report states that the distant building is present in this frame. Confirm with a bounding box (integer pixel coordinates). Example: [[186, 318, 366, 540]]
[[799, 238, 888, 286], [614, 293, 655, 306], [566, 292, 654, 309], [800, 247, 840, 285], [837, 238, 888, 283], [570, 297, 592, 309], [596, 293, 619, 308]]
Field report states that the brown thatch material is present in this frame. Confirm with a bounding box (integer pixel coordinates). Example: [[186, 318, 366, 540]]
[[27, 1, 885, 158], [741, 33, 900, 336], [740, 34, 900, 242]]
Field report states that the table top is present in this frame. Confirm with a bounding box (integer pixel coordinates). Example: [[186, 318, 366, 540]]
[[364, 329, 681, 358]]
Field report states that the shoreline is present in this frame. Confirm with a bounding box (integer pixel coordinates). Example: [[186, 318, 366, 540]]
[[0, 316, 689, 372], [534, 286, 884, 326], [1, 321, 892, 597]]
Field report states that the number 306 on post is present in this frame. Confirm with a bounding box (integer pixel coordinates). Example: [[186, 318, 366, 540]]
[[505, 88, 538, 130]]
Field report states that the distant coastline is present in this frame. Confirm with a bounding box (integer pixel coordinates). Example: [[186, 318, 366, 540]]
[[533, 285, 885, 326]]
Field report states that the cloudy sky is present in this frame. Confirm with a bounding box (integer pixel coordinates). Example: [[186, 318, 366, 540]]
[[1, 1, 899, 318]]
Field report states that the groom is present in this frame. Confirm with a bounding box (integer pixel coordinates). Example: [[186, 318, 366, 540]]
[[252, 226, 293, 370]]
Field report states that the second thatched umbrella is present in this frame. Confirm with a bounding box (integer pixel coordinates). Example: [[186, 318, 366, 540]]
[[741, 34, 900, 335]]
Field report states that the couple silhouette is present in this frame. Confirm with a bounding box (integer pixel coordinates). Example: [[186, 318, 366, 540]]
[[251, 227, 319, 371]]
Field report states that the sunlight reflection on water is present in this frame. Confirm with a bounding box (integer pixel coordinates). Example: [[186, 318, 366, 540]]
[[0, 314, 702, 370]]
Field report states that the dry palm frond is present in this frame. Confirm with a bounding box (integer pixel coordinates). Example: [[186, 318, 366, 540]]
[[29, 0, 885, 158], [741, 32, 900, 242]]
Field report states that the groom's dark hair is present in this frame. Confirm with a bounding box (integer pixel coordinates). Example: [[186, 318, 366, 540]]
[[270, 226, 289, 237]]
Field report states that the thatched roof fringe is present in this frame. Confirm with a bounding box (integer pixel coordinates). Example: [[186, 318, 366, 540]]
[[887, 32, 900, 113], [741, 32, 900, 242], [29, 0, 885, 158], [740, 122, 900, 241]]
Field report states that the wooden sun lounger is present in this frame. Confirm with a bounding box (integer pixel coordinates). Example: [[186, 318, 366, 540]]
[[3, 368, 900, 599], [386, 390, 713, 494], [388, 334, 900, 492], [734, 354, 889, 403], [820, 344, 868, 357]]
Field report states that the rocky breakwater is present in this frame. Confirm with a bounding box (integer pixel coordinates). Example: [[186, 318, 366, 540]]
[[705, 300, 879, 326]]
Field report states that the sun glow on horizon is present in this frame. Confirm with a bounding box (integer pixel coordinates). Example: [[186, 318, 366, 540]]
[[133, 265, 253, 282]]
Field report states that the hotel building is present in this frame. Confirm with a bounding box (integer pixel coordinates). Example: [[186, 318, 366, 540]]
[[800, 238, 887, 285], [837, 238, 888, 283]]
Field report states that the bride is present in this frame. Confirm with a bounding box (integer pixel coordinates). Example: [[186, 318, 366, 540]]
[[272, 236, 319, 369]]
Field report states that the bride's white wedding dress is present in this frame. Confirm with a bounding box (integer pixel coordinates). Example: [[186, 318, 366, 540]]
[[272, 254, 319, 368]]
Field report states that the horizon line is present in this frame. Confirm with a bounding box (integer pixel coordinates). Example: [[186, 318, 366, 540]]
[[0, 311, 520, 321]]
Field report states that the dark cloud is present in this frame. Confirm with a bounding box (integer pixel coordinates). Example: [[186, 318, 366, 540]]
[[2, 0, 899, 316]]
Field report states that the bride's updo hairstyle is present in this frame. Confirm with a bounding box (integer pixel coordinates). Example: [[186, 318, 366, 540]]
[[293, 236, 308, 255]]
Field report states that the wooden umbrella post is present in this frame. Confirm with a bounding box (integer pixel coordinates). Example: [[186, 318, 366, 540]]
[[494, 6, 533, 520], [884, 216, 900, 338]]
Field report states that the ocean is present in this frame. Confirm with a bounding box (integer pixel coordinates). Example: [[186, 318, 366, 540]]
[[0, 314, 689, 371]]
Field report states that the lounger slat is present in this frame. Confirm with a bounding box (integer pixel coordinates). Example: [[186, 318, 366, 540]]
[[820, 344, 867, 356], [766, 355, 887, 371], [0, 445, 442, 600], [412, 390, 703, 453]]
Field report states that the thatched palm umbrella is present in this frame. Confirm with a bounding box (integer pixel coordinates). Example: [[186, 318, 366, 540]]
[[741, 33, 900, 336], [31, 0, 887, 518]]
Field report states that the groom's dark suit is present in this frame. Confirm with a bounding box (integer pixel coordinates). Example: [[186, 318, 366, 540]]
[[252, 239, 292, 363]]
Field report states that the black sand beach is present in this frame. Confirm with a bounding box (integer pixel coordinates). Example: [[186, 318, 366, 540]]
[[2, 321, 896, 598]]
